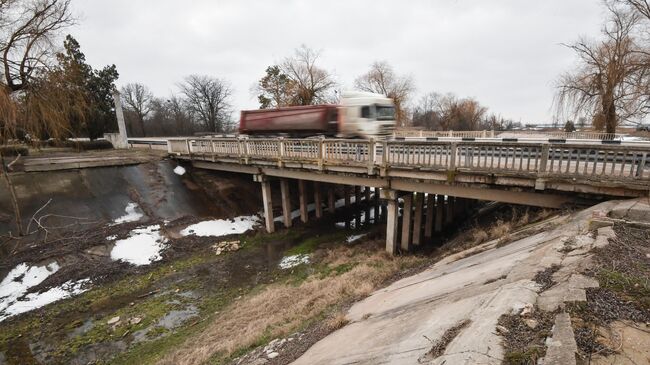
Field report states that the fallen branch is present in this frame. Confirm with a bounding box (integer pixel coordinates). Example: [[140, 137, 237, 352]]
[[1, 154, 23, 236]]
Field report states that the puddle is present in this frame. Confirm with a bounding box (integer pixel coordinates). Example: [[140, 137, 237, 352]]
[[110, 225, 168, 266], [158, 305, 198, 329], [111, 202, 144, 225], [278, 254, 310, 269], [180, 216, 260, 237]]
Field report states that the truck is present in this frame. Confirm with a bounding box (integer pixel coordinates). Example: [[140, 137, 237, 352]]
[[238, 91, 396, 139]]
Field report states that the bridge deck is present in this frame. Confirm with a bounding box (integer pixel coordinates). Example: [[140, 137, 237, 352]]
[[169, 138, 650, 194]]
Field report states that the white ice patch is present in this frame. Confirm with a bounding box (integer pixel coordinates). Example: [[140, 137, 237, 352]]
[[105, 235, 117, 241], [112, 202, 144, 225], [181, 216, 260, 237], [0, 262, 61, 322], [111, 225, 168, 266], [173, 166, 186, 176], [278, 254, 310, 269], [346, 233, 367, 243], [0, 278, 91, 322]]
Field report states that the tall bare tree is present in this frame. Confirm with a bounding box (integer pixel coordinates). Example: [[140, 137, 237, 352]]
[[1, 0, 74, 92], [179, 75, 233, 133], [281, 45, 336, 105], [412, 92, 488, 131], [354, 61, 414, 127], [1, 0, 75, 141], [555, 3, 650, 133], [121, 83, 153, 137]]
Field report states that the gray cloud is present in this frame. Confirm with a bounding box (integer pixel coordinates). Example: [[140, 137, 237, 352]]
[[70, 0, 604, 124]]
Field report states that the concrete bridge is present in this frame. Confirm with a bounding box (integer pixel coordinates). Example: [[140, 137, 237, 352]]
[[168, 137, 650, 254]]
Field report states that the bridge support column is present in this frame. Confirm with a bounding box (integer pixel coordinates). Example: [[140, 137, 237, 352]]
[[412, 192, 424, 246], [327, 186, 335, 214], [445, 196, 454, 226], [255, 175, 274, 233], [382, 189, 400, 255], [364, 187, 371, 223], [344, 186, 351, 208], [280, 178, 292, 228], [314, 182, 323, 219], [354, 186, 361, 205], [374, 187, 381, 221], [401, 193, 413, 252], [298, 180, 308, 223], [424, 193, 435, 241], [435, 194, 444, 232]]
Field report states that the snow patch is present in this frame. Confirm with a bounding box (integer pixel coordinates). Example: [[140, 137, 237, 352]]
[[0, 278, 91, 322], [181, 216, 260, 237], [112, 202, 144, 225], [110, 225, 168, 266], [346, 233, 367, 243], [278, 254, 310, 269], [0, 262, 74, 322], [173, 166, 186, 176]]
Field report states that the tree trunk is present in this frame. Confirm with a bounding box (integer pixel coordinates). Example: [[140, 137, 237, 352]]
[[1, 155, 23, 236], [602, 87, 617, 134]]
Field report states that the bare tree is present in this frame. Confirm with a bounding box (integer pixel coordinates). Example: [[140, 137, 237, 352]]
[[281, 45, 336, 105], [121, 83, 153, 137], [354, 61, 415, 127], [1, 0, 75, 92], [179, 75, 233, 133], [555, 3, 650, 133], [412, 91, 488, 131]]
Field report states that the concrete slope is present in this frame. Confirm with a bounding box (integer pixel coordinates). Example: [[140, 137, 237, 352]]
[[292, 201, 622, 365]]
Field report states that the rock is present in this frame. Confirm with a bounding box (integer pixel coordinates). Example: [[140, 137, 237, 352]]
[[496, 325, 509, 334], [107, 316, 120, 325], [130, 317, 142, 325], [524, 319, 538, 329], [267, 352, 279, 359], [520, 303, 534, 317]]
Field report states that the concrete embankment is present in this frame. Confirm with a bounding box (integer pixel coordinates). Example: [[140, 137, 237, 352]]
[[291, 198, 650, 365]]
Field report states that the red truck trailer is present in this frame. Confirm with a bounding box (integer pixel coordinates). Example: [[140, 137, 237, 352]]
[[239, 104, 339, 137]]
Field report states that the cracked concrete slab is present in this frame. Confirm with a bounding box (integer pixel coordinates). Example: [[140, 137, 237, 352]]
[[291, 199, 641, 365], [542, 313, 578, 365]]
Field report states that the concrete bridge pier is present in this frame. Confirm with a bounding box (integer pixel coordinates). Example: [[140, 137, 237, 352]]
[[400, 192, 413, 252], [381, 189, 400, 255], [435, 194, 444, 233], [412, 193, 424, 246], [280, 178, 292, 228], [327, 185, 336, 214], [424, 194, 435, 242], [314, 182, 323, 219], [255, 174, 275, 233]]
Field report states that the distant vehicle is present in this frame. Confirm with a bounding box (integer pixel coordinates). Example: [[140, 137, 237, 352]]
[[238, 92, 396, 139], [637, 124, 650, 132]]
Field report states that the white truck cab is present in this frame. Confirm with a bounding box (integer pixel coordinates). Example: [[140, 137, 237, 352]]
[[339, 91, 396, 139]]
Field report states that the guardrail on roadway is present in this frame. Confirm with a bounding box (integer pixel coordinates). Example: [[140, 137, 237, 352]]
[[393, 130, 625, 140], [169, 137, 650, 182]]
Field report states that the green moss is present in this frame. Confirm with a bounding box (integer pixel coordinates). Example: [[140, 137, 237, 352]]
[[597, 269, 650, 309], [285, 230, 349, 256], [503, 347, 543, 364]]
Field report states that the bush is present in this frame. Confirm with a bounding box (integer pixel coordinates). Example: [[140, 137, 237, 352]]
[[70, 140, 114, 151], [0, 145, 29, 157]]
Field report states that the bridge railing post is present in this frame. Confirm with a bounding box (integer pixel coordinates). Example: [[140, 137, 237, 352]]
[[381, 140, 389, 176], [276, 138, 284, 168], [367, 138, 375, 175], [318, 137, 324, 171], [449, 142, 458, 170], [539, 144, 550, 173], [185, 139, 192, 157], [211, 139, 216, 162]]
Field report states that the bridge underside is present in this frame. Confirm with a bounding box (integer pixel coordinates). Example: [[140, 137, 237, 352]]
[[186, 158, 648, 254]]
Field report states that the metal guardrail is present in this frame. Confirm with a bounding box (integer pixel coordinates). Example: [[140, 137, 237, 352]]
[[168, 137, 650, 182], [393, 130, 625, 140]]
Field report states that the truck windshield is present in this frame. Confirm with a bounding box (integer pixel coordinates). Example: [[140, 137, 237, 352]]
[[375, 105, 396, 120]]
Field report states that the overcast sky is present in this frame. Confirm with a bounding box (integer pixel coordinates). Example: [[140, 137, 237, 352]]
[[70, 0, 605, 124]]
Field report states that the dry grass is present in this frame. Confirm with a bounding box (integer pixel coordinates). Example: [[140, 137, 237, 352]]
[[157, 245, 422, 365], [489, 219, 513, 238], [327, 312, 350, 331]]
